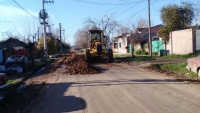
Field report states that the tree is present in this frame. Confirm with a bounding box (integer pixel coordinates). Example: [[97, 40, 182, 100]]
[[19, 16, 41, 43], [62, 42, 71, 53], [157, 25, 171, 51], [36, 37, 59, 54], [159, 2, 195, 42], [119, 17, 149, 57], [84, 15, 120, 42], [74, 26, 90, 48]]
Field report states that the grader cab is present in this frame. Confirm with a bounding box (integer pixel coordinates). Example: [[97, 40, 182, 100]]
[[85, 29, 113, 63]]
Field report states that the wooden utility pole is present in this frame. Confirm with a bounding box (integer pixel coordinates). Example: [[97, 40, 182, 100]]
[[148, 0, 152, 56]]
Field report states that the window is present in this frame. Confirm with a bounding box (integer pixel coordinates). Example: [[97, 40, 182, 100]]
[[92, 33, 101, 41]]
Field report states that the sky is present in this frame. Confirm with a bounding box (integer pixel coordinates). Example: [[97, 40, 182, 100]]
[[0, 0, 200, 45]]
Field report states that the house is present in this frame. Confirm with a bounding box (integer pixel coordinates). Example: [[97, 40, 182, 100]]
[[0, 38, 28, 63], [114, 24, 163, 53], [114, 33, 131, 53], [135, 24, 163, 41]]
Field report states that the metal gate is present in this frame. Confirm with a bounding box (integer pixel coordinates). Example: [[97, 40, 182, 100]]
[[196, 29, 200, 54], [152, 41, 163, 52]]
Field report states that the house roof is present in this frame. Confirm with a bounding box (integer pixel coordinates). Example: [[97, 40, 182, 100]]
[[114, 24, 163, 43], [131, 33, 149, 42], [151, 24, 163, 33], [114, 33, 129, 38], [0, 38, 28, 48], [136, 24, 163, 34]]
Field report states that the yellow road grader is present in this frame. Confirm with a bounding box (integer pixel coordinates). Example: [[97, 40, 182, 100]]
[[85, 29, 113, 63]]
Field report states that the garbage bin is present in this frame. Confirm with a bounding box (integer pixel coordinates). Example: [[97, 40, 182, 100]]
[[0, 73, 7, 85]]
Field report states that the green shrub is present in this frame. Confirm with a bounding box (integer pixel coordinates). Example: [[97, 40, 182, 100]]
[[6, 80, 19, 85], [135, 49, 148, 55]]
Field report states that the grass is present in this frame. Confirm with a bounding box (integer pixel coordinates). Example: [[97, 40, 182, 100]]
[[114, 54, 154, 62], [161, 53, 197, 59], [6, 80, 19, 85], [114, 53, 198, 63], [40, 58, 53, 62], [150, 63, 198, 77]]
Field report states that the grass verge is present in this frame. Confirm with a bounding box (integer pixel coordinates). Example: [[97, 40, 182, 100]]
[[161, 53, 197, 59], [113, 53, 155, 62], [150, 63, 198, 77]]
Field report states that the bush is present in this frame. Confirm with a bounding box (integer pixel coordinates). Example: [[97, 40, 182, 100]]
[[135, 49, 148, 55]]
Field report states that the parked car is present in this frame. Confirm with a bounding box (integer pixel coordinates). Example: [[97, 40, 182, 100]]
[[186, 56, 200, 77], [4, 55, 32, 71]]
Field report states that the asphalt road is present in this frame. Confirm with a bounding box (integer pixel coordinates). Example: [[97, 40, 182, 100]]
[[28, 63, 200, 113]]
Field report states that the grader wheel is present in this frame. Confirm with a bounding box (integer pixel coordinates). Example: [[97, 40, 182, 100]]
[[85, 49, 90, 62]]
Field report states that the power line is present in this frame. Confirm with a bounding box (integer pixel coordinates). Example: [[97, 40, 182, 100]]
[[64, 0, 155, 38], [120, 0, 158, 22], [12, 0, 39, 19], [74, 0, 134, 5], [6, 0, 18, 7], [65, 0, 141, 30], [114, 0, 146, 18]]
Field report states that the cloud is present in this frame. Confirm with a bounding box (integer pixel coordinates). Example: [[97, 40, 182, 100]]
[[0, 5, 37, 17]]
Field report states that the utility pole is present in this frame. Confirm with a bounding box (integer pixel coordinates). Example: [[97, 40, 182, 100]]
[[62, 29, 65, 43], [39, 0, 54, 58], [37, 27, 40, 41], [59, 23, 63, 52], [148, 0, 152, 57], [47, 24, 54, 37], [42, 0, 47, 58]]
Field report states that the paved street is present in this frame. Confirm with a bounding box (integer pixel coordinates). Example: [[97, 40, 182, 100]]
[[28, 63, 200, 113]]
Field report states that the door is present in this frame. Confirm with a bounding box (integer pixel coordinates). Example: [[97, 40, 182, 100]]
[[118, 38, 122, 53]]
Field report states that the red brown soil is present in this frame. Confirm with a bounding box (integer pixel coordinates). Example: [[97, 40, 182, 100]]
[[63, 53, 100, 75]]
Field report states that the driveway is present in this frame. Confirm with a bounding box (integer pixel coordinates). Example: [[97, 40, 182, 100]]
[[27, 62, 200, 113]]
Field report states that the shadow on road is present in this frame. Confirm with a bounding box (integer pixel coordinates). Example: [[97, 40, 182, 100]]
[[69, 78, 189, 87], [19, 82, 87, 113], [0, 82, 87, 113], [63, 96, 86, 112]]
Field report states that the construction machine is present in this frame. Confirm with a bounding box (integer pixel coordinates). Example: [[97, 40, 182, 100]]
[[85, 29, 113, 63]]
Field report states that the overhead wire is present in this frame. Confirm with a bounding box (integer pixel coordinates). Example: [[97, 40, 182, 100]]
[[12, 0, 39, 19], [65, 0, 141, 30], [57, 0, 158, 42], [114, 0, 146, 18], [63, 1, 132, 38], [120, 0, 158, 23], [64, 0, 147, 40], [49, 5, 60, 24], [74, 0, 135, 5], [6, 0, 19, 7]]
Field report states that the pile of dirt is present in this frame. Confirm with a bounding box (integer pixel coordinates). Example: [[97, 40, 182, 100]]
[[64, 53, 100, 75]]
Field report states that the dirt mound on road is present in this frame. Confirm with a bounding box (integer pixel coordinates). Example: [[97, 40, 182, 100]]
[[64, 53, 100, 75]]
